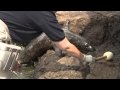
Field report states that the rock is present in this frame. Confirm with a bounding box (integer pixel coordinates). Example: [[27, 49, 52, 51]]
[[56, 11, 90, 34], [39, 70, 83, 79], [18, 33, 53, 64], [34, 50, 89, 79], [57, 56, 80, 66]]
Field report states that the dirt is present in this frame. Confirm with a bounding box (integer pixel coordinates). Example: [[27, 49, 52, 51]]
[[86, 62, 120, 79]]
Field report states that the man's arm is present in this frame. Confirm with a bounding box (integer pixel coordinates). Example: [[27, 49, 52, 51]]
[[54, 37, 84, 60], [54, 37, 95, 62]]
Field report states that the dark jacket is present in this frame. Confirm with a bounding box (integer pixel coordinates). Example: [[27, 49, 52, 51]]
[[0, 11, 65, 44]]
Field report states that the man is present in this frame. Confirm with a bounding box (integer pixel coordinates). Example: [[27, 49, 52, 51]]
[[0, 11, 95, 66]]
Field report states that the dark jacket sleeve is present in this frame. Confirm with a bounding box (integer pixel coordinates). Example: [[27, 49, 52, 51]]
[[37, 12, 65, 41]]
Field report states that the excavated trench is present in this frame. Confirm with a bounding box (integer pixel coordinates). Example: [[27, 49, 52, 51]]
[[19, 11, 120, 79]]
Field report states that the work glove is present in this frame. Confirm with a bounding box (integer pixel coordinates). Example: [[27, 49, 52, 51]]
[[83, 54, 95, 63]]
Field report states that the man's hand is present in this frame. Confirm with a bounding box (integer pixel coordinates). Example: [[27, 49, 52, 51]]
[[83, 54, 95, 63]]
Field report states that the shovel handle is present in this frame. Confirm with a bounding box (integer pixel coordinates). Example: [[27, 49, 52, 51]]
[[95, 56, 107, 61]]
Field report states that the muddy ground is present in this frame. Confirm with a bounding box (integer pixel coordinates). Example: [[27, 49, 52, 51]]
[[20, 11, 120, 79]]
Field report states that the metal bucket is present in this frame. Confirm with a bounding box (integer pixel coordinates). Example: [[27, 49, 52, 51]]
[[0, 42, 23, 71]]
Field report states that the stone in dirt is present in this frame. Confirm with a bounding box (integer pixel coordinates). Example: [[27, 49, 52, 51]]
[[34, 50, 90, 79]]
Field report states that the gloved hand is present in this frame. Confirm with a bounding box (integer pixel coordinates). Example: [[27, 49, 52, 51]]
[[83, 54, 95, 63]]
